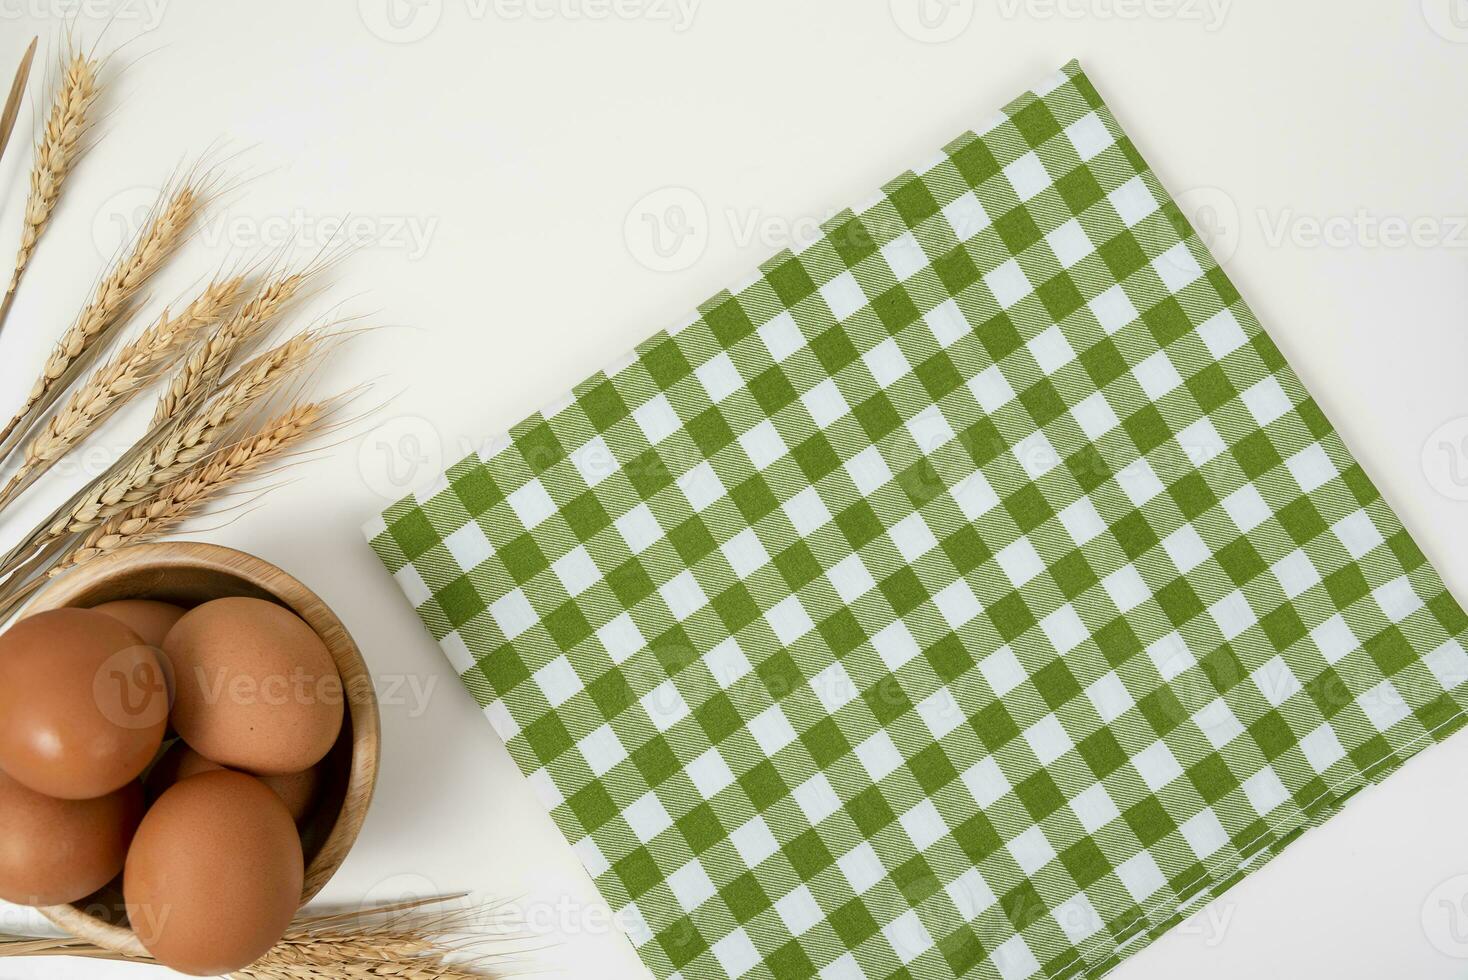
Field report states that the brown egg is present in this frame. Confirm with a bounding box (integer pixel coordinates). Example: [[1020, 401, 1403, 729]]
[[125, 770, 303, 976], [144, 740, 220, 801], [71, 874, 127, 926], [92, 600, 181, 722], [164, 597, 343, 776], [0, 769, 143, 906], [147, 741, 321, 822], [0, 608, 168, 799], [261, 765, 322, 824], [91, 599, 186, 648]]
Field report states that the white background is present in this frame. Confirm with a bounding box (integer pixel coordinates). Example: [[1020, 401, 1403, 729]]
[[1, 1, 1468, 977]]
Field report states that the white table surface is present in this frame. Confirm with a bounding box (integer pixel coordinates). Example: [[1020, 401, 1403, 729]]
[[2, 1, 1468, 976]]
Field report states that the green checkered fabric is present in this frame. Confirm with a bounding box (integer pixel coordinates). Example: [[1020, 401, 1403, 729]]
[[365, 61, 1468, 980]]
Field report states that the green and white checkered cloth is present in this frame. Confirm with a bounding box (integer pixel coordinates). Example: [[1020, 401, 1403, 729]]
[[365, 61, 1468, 980]]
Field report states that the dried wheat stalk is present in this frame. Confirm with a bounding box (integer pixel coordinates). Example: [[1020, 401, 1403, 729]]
[[237, 960, 493, 979], [0, 45, 100, 329], [0, 180, 204, 460], [0, 43, 361, 607], [0, 36, 38, 169], [0, 327, 327, 583], [0, 332, 343, 608], [0, 895, 516, 979], [52, 400, 327, 574], [0, 276, 245, 508], [94, 329, 328, 514], [153, 268, 312, 427], [231, 895, 517, 980]]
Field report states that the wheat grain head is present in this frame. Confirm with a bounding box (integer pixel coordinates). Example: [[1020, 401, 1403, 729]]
[[45, 329, 330, 538], [0, 179, 204, 456], [152, 267, 313, 427], [55, 401, 327, 573], [0, 44, 100, 325], [0, 276, 246, 508]]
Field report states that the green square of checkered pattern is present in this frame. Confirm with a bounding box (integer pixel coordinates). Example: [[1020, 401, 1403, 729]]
[[366, 61, 1468, 980]]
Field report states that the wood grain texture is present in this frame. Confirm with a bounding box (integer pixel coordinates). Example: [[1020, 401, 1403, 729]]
[[26, 541, 380, 959]]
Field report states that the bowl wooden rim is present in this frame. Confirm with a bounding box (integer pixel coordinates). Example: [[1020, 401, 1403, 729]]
[[27, 542, 380, 958]]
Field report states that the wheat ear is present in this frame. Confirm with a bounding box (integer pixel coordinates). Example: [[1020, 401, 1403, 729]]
[[0, 276, 245, 510], [0, 181, 202, 459], [0, 36, 37, 170], [54, 402, 327, 574], [231, 896, 514, 979], [45, 329, 329, 538], [0, 895, 519, 978], [0, 45, 100, 330], [0, 328, 326, 577], [153, 268, 312, 427], [236, 960, 491, 978]]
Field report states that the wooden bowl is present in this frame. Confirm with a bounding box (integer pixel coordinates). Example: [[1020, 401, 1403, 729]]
[[23, 542, 380, 958]]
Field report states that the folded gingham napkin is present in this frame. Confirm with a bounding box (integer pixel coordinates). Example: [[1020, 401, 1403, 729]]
[[365, 61, 1468, 980]]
